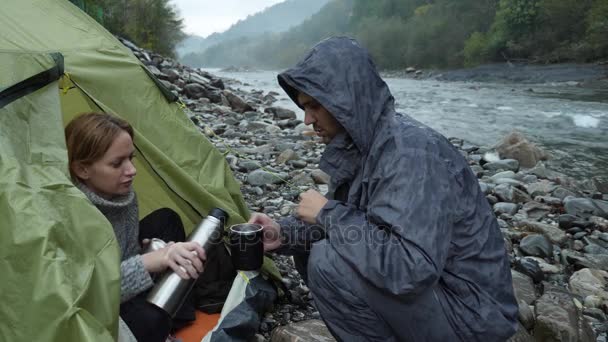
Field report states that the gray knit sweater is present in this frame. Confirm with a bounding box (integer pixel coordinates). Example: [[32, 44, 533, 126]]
[[77, 183, 154, 303]]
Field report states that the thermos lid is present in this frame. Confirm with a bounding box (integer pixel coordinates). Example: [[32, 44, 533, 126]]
[[209, 208, 229, 222]]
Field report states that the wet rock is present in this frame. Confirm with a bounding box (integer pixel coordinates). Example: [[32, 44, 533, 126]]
[[518, 300, 535, 330], [521, 201, 552, 221], [248, 170, 287, 186], [569, 268, 608, 298], [277, 149, 298, 164], [511, 270, 536, 304], [483, 159, 520, 172], [513, 257, 544, 283], [559, 214, 579, 229], [564, 196, 608, 219], [266, 107, 297, 120], [516, 220, 567, 245], [494, 202, 519, 216], [495, 131, 548, 168], [223, 90, 254, 113], [526, 180, 558, 198], [534, 287, 595, 342], [491, 171, 516, 181], [519, 234, 553, 258]]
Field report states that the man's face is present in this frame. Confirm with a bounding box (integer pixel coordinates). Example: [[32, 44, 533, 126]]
[[298, 92, 345, 144]]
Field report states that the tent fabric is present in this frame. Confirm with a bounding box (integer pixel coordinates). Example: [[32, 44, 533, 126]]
[[277, 37, 518, 341], [1, 1, 280, 340], [0, 51, 120, 341]]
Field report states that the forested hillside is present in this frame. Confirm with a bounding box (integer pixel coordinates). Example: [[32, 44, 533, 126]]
[[185, 0, 608, 69], [68, 0, 184, 57]]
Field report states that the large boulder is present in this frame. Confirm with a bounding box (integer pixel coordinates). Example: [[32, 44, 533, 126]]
[[533, 286, 595, 342], [495, 131, 549, 168], [223, 90, 254, 113]]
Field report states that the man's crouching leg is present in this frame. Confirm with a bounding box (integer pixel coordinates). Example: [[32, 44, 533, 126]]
[[307, 241, 397, 342]]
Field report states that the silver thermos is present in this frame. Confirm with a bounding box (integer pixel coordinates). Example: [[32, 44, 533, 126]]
[[146, 208, 229, 317]]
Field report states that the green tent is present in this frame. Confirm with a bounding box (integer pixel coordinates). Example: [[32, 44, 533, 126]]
[[0, 1, 272, 340]]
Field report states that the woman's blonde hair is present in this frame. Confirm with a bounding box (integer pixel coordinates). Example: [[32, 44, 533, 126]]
[[65, 112, 134, 180]]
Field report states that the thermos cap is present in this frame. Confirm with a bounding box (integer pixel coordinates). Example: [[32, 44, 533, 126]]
[[209, 208, 229, 222]]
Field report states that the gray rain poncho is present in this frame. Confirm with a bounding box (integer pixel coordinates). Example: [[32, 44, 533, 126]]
[[276, 37, 518, 341]]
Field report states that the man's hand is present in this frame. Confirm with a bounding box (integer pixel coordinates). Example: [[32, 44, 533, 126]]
[[297, 189, 328, 224], [248, 213, 282, 252]]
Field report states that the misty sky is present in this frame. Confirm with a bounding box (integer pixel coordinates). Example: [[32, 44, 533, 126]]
[[171, 0, 286, 37]]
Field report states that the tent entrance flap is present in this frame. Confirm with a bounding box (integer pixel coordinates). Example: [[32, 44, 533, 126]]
[[0, 52, 64, 109]]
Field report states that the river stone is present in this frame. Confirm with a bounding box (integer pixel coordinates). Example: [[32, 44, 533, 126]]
[[519, 234, 553, 258], [265, 107, 297, 120], [593, 176, 608, 194], [534, 287, 595, 342], [522, 175, 538, 184], [491, 171, 516, 181], [483, 159, 519, 172], [526, 180, 558, 197], [535, 196, 562, 206], [291, 172, 314, 186], [564, 196, 608, 219], [562, 250, 608, 272], [494, 202, 518, 216], [494, 184, 514, 202], [584, 295, 604, 309], [495, 178, 525, 187], [511, 270, 536, 304], [591, 216, 608, 231], [247, 170, 286, 186], [290, 160, 308, 169], [513, 257, 544, 283], [518, 300, 535, 330], [238, 160, 261, 172], [183, 83, 206, 99], [277, 149, 298, 164], [559, 214, 579, 229], [188, 72, 210, 86], [495, 131, 548, 168], [223, 90, 254, 113], [521, 201, 551, 221], [270, 319, 336, 342], [569, 268, 608, 299], [523, 256, 562, 274], [553, 187, 579, 200], [516, 220, 567, 245]]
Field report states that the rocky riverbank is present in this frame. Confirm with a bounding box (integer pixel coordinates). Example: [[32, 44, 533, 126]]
[[121, 38, 608, 342]]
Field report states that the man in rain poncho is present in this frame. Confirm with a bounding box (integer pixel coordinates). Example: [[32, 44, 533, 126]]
[[249, 37, 518, 341]]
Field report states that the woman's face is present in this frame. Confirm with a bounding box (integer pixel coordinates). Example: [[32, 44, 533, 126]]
[[76, 131, 137, 199]]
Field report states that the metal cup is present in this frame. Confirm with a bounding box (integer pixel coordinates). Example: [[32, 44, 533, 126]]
[[229, 223, 264, 271]]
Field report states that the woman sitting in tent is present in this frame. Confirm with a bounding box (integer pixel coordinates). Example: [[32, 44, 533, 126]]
[[65, 112, 205, 342]]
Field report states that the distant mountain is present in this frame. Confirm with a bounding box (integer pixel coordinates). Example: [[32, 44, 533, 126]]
[[181, 0, 353, 69], [177, 34, 207, 57], [176, 0, 330, 58]]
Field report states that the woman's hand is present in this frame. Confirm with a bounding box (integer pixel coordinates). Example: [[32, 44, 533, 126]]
[[142, 241, 206, 279], [248, 213, 282, 252], [297, 189, 328, 224]]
